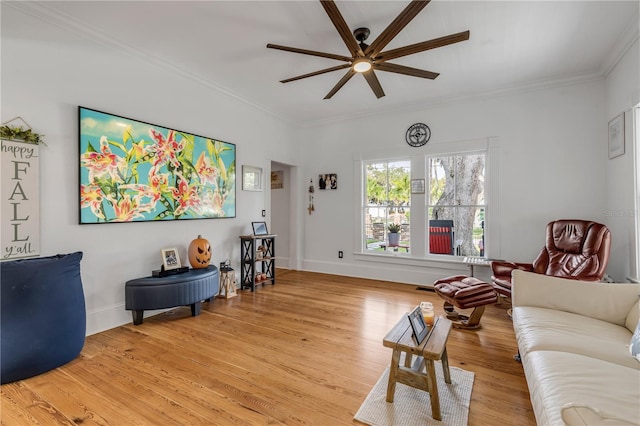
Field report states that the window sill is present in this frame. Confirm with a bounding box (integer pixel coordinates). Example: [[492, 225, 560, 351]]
[[353, 251, 470, 272]]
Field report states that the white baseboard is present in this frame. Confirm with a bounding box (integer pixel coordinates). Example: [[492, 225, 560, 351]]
[[301, 259, 467, 287], [85, 302, 169, 336]]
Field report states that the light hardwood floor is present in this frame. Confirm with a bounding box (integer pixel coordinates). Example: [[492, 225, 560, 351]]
[[1, 269, 535, 425]]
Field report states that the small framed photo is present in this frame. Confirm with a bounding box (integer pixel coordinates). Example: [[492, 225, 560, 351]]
[[318, 174, 337, 190], [407, 305, 429, 344], [411, 178, 425, 194], [161, 247, 181, 271], [252, 221, 268, 236], [242, 165, 263, 191], [608, 113, 625, 159], [271, 171, 283, 189]]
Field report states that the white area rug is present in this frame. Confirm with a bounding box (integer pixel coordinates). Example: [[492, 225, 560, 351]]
[[354, 361, 475, 426]]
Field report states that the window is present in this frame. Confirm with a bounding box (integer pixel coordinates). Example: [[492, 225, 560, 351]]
[[364, 159, 411, 252], [428, 152, 486, 257], [357, 138, 492, 260]]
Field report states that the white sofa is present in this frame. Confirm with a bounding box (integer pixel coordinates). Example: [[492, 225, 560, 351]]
[[511, 270, 640, 425]]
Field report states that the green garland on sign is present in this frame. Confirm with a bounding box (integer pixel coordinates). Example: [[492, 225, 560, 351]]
[[0, 125, 46, 145]]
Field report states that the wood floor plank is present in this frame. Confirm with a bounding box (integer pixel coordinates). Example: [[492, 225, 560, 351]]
[[1, 270, 535, 425]]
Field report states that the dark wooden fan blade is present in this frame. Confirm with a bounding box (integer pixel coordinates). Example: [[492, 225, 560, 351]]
[[365, 0, 430, 58], [267, 43, 353, 63], [374, 62, 439, 79], [376, 31, 470, 62], [324, 69, 356, 99], [362, 69, 385, 98], [280, 64, 351, 83], [320, 0, 364, 57]]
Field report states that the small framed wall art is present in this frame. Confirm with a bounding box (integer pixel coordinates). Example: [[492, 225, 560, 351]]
[[608, 113, 625, 159], [411, 179, 425, 194], [319, 174, 337, 190], [271, 171, 283, 189], [242, 165, 263, 191]]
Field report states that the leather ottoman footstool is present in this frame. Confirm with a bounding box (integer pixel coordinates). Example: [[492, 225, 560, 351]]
[[433, 275, 497, 330]]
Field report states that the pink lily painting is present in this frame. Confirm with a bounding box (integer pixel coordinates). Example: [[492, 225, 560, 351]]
[[79, 107, 235, 223]]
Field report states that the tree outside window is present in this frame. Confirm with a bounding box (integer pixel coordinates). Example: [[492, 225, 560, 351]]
[[428, 153, 486, 257], [364, 160, 411, 252]]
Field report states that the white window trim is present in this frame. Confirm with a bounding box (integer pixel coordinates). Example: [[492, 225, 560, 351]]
[[353, 137, 500, 265], [425, 149, 488, 260]]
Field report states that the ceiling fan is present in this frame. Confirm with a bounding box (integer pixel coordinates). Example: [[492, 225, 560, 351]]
[[266, 0, 470, 99]]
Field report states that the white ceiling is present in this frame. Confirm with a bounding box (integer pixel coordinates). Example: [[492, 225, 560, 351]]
[[4, 1, 639, 126]]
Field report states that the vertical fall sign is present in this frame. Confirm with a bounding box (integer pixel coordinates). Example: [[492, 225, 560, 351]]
[[1, 140, 39, 260]]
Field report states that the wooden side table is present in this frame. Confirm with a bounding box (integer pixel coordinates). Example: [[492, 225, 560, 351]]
[[219, 268, 237, 299], [383, 315, 452, 420]]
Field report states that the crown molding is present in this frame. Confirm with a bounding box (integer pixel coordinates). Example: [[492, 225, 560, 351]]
[[299, 71, 605, 128], [601, 7, 640, 78], [4, 1, 296, 127]]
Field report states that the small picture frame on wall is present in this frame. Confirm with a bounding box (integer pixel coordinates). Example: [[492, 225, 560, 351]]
[[271, 171, 283, 189], [161, 247, 181, 271], [242, 165, 263, 191], [319, 174, 337, 190], [608, 113, 625, 159], [411, 179, 425, 194]]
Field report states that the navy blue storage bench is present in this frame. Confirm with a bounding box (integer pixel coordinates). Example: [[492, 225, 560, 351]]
[[125, 266, 219, 325]]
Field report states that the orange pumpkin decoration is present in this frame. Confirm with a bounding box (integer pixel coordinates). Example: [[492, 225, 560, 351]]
[[188, 235, 211, 268]]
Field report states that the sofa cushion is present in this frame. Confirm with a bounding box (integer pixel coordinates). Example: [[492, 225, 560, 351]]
[[1, 252, 86, 384], [631, 321, 640, 362], [561, 404, 638, 426], [513, 306, 638, 369], [511, 270, 640, 327], [522, 350, 640, 426]]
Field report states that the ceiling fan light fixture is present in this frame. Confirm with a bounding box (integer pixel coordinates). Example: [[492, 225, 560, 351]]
[[266, 0, 470, 99], [352, 59, 372, 73]]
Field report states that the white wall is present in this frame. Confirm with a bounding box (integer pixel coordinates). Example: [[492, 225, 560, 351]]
[[605, 38, 640, 281], [1, 8, 298, 334], [298, 79, 618, 284]]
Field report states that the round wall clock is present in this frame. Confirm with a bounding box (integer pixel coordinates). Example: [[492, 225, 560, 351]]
[[405, 123, 431, 147]]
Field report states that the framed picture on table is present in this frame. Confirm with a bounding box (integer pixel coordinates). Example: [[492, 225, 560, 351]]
[[252, 221, 268, 236], [408, 305, 429, 344], [161, 247, 181, 271]]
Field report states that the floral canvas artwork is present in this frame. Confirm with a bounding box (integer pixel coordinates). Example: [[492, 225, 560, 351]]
[[79, 107, 236, 223]]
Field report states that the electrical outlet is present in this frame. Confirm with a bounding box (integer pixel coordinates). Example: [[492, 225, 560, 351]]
[[338, 251, 343, 259], [261, 209, 266, 217]]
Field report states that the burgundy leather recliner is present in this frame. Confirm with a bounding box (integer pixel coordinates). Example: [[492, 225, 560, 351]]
[[491, 219, 612, 299]]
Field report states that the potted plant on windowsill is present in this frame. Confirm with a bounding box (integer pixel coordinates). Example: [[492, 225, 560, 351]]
[[387, 223, 401, 247]]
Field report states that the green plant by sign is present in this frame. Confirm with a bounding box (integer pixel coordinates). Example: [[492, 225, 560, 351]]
[[0, 125, 46, 145]]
